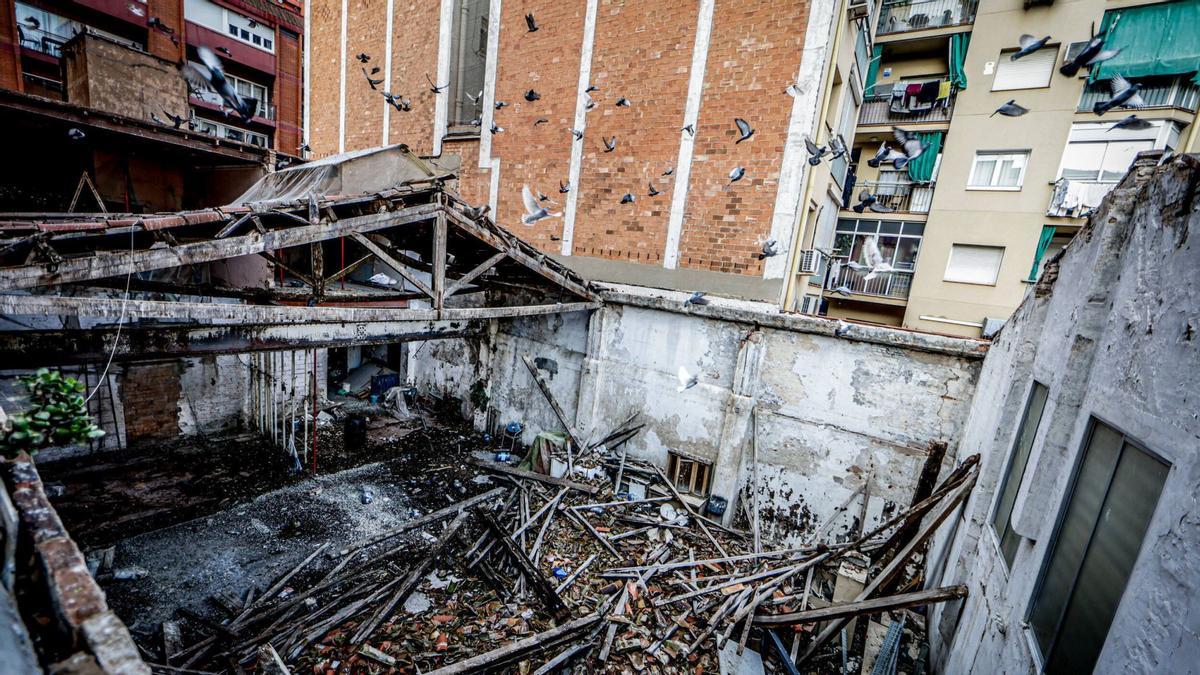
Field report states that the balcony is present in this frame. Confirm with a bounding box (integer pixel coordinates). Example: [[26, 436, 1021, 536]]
[[859, 88, 955, 126], [1047, 178, 1112, 218], [877, 0, 978, 36], [828, 263, 914, 300], [1078, 75, 1200, 114], [18, 26, 72, 58], [854, 180, 935, 214]]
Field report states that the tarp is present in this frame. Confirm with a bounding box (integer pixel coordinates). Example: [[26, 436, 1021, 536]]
[[1091, 0, 1200, 82], [907, 131, 943, 183], [949, 33, 971, 90], [1029, 225, 1056, 281], [865, 45, 884, 95]]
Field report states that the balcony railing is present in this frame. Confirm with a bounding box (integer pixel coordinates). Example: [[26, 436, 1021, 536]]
[[859, 89, 956, 126], [1078, 75, 1200, 113], [828, 263, 914, 300], [855, 180, 935, 213], [877, 0, 978, 35], [18, 26, 72, 57], [190, 91, 276, 120]]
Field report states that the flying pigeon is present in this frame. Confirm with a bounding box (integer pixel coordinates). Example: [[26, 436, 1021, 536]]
[[67, 127, 86, 141], [676, 366, 699, 393], [150, 112, 165, 125], [537, 190, 553, 202], [559, 180, 571, 194], [585, 84, 599, 93], [648, 182, 662, 197], [467, 89, 483, 104], [1012, 34, 1051, 60], [620, 193, 635, 204], [465, 204, 490, 220], [1108, 114, 1152, 132], [363, 67, 384, 89], [426, 74, 447, 94], [469, 117, 482, 126], [830, 285, 853, 297], [584, 96, 596, 111], [524, 89, 541, 102], [603, 136, 617, 152], [490, 122, 504, 134], [682, 124, 695, 137], [852, 190, 892, 214], [382, 92, 411, 111], [23, 16, 39, 29], [370, 66, 381, 75], [758, 240, 780, 260], [1094, 75, 1145, 115], [216, 46, 232, 57], [991, 99, 1029, 117], [662, 166, 674, 176], [835, 320, 851, 337], [180, 47, 258, 122], [534, 117, 549, 126], [734, 118, 755, 144], [861, 235, 895, 282], [521, 185, 560, 224], [525, 13, 539, 32], [805, 137, 828, 165], [785, 81, 803, 97], [684, 291, 709, 306], [866, 141, 907, 169], [828, 136, 847, 160], [495, 100, 508, 109], [1059, 32, 1114, 76], [163, 110, 186, 128], [570, 128, 584, 141], [147, 16, 175, 34], [616, 97, 631, 107], [356, 53, 370, 63], [728, 166, 745, 184]]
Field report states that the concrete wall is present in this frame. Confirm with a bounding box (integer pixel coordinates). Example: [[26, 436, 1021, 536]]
[[414, 285, 985, 545], [63, 34, 189, 125], [926, 153, 1200, 673]]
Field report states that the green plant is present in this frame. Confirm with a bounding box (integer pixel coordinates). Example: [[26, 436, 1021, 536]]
[[469, 379, 490, 410], [1, 369, 104, 459]]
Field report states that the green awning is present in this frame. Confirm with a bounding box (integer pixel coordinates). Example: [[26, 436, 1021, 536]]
[[907, 131, 943, 183], [1029, 225, 1056, 281], [949, 33, 971, 90], [865, 45, 883, 95], [1091, 0, 1200, 82]]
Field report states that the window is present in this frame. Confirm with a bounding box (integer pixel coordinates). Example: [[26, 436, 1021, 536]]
[[186, 0, 273, 52], [969, 151, 1028, 189], [992, 46, 1057, 90], [991, 382, 1049, 569], [944, 244, 1004, 285], [1027, 420, 1168, 674], [1059, 139, 1154, 183], [191, 113, 268, 147], [447, 0, 489, 128], [188, 64, 270, 118], [15, 2, 79, 57], [668, 452, 713, 498]]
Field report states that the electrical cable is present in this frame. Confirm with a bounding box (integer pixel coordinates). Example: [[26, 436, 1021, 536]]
[[84, 221, 135, 404]]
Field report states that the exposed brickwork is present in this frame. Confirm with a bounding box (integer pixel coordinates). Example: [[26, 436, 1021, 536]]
[[444, 136, 487, 206], [384, 0, 441, 154], [275, 26, 303, 154], [343, 0, 389, 153], [147, 0, 186, 64], [308, 1, 342, 157], [120, 362, 181, 442], [0, 0, 22, 91]]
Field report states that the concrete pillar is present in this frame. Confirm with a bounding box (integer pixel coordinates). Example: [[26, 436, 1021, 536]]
[[573, 306, 610, 439], [708, 330, 764, 527], [469, 319, 501, 432]]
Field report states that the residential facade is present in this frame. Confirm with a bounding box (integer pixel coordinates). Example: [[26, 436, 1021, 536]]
[[305, 0, 880, 303], [789, 0, 1200, 337]]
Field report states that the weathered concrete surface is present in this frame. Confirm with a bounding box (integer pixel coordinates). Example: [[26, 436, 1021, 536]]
[[414, 285, 985, 544], [926, 153, 1200, 674]]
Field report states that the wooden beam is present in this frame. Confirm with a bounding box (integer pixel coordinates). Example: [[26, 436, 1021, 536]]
[[349, 232, 434, 299], [433, 213, 447, 316], [480, 512, 571, 621], [325, 253, 372, 284], [424, 613, 601, 675], [521, 354, 586, 453], [257, 250, 315, 287], [468, 458, 599, 495], [308, 195, 325, 298], [446, 251, 506, 298], [753, 585, 968, 627], [0, 203, 440, 289], [343, 487, 505, 554]]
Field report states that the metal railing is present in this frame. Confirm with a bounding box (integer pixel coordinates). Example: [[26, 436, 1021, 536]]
[[855, 180, 935, 213], [190, 90, 276, 120], [18, 26, 72, 57], [828, 263, 914, 300], [877, 0, 978, 35], [859, 90, 955, 125], [1078, 75, 1200, 113]]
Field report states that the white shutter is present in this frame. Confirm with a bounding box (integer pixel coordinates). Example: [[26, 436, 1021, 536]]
[[992, 47, 1057, 91], [945, 245, 1004, 285]]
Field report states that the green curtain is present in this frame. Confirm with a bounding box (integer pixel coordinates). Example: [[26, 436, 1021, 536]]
[[906, 132, 943, 183], [864, 45, 883, 95], [948, 33, 971, 90], [1029, 225, 1056, 280], [1090, 0, 1200, 83]]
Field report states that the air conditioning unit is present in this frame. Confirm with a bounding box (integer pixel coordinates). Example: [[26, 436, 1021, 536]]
[[800, 294, 823, 315], [848, 0, 870, 20], [797, 249, 821, 275]]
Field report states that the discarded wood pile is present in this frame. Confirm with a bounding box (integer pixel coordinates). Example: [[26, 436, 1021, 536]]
[[154, 417, 978, 675]]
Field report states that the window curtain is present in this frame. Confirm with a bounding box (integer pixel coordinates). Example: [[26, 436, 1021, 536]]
[[1090, 0, 1200, 83], [906, 132, 943, 182], [865, 45, 883, 95], [949, 33, 971, 90], [1029, 225, 1056, 280]]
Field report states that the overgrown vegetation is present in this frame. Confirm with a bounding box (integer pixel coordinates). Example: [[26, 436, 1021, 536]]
[[1, 369, 105, 459]]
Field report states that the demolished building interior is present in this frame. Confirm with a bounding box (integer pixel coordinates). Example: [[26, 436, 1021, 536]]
[[0, 146, 1193, 674]]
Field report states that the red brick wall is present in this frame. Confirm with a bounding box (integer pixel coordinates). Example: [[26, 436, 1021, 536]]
[[343, 0, 388, 152], [120, 362, 181, 443], [147, 0, 186, 63], [275, 26, 303, 154], [444, 136, 487, 206], [384, 0, 440, 154], [308, 1, 341, 157], [0, 0, 23, 91]]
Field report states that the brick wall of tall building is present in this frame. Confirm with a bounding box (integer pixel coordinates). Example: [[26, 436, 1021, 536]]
[[0, 0, 20, 91], [309, 2, 341, 156], [275, 26, 303, 154], [147, 0, 186, 63]]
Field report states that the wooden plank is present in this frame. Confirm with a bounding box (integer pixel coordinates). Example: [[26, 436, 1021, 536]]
[[446, 251, 506, 298], [433, 213, 447, 316], [754, 585, 968, 627], [349, 232, 435, 299], [555, 552, 598, 594], [521, 354, 586, 453], [344, 487, 504, 554], [425, 613, 602, 675], [480, 512, 571, 621], [469, 458, 599, 495], [649, 463, 728, 557]]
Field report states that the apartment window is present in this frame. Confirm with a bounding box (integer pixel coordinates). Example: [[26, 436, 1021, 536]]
[[668, 452, 713, 498], [187, 0, 273, 52], [1027, 420, 1168, 674], [188, 63, 270, 118], [944, 244, 1004, 285], [991, 382, 1049, 569], [1059, 139, 1153, 183], [192, 115, 268, 148], [446, 0, 489, 129], [15, 2, 79, 57], [969, 151, 1028, 189], [992, 46, 1056, 91]]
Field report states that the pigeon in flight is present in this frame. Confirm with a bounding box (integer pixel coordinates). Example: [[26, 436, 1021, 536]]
[[67, 127, 86, 141], [216, 46, 232, 57], [835, 320, 851, 337], [356, 53, 370, 63], [620, 193, 636, 204], [426, 74, 447, 94], [1012, 34, 1051, 60], [495, 100, 508, 109], [180, 47, 258, 122], [521, 185, 560, 224], [467, 89, 483, 104], [585, 84, 599, 93], [1108, 114, 1152, 132], [682, 124, 695, 137], [828, 136, 847, 160], [490, 122, 504, 134], [734, 118, 755, 144], [830, 285, 853, 298], [570, 128, 584, 141], [369, 66, 381, 75], [1059, 31, 1116, 76], [603, 136, 617, 152], [728, 166, 746, 184], [1094, 75, 1145, 115], [162, 110, 185, 128], [150, 111, 166, 125], [852, 190, 892, 214], [860, 235, 895, 282], [23, 16, 39, 30], [662, 166, 674, 176], [676, 366, 699, 392], [758, 240, 780, 259], [866, 141, 906, 169], [534, 117, 549, 126], [298, 143, 311, 153], [469, 117, 482, 126], [584, 96, 596, 111], [648, 182, 662, 197], [525, 13, 539, 32], [991, 99, 1029, 117], [363, 67, 384, 89], [616, 97, 631, 107], [684, 291, 709, 306], [524, 89, 541, 102], [805, 137, 828, 165], [383, 92, 411, 111], [559, 180, 571, 194]]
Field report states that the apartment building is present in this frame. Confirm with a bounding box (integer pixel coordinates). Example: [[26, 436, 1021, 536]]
[[791, 0, 1200, 337], [0, 0, 303, 211], [305, 0, 881, 303]]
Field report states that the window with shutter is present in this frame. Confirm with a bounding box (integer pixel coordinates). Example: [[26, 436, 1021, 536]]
[[945, 244, 1004, 285], [992, 46, 1058, 91]]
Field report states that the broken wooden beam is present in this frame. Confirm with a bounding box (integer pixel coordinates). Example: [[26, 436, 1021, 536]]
[[753, 585, 968, 627], [469, 459, 599, 495], [480, 511, 571, 621], [521, 354, 586, 453], [343, 487, 504, 554], [424, 613, 602, 675]]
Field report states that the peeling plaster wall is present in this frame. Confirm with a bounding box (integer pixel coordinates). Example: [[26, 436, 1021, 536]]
[[927, 154, 1200, 674], [414, 289, 983, 546]]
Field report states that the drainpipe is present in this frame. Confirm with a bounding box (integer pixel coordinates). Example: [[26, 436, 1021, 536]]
[[780, 0, 851, 312]]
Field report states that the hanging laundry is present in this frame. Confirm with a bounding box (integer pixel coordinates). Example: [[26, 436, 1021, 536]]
[[917, 80, 940, 104], [937, 79, 952, 100]]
